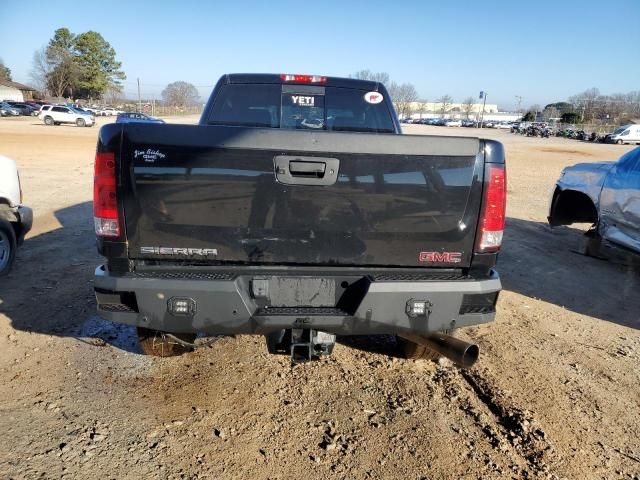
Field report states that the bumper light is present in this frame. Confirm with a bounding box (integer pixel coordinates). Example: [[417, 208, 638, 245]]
[[406, 299, 431, 318], [168, 297, 196, 316]]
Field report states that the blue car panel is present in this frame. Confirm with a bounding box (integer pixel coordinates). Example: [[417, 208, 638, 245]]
[[116, 112, 165, 124]]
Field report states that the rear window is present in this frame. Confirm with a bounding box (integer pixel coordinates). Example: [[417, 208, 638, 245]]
[[206, 83, 395, 133]]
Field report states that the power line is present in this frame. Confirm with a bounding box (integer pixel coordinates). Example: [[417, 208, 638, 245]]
[[119, 81, 215, 88]]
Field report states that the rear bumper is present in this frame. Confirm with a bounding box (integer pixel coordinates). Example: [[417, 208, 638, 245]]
[[94, 266, 501, 336]]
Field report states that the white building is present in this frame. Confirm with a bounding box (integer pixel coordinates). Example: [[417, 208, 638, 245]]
[[407, 101, 499, 116], [396, 100, 520, 122], [0, 80, 37, 101], [0, 83, 24, 102]]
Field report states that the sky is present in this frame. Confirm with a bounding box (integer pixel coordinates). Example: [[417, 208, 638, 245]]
[[1, 0, 638, 110]]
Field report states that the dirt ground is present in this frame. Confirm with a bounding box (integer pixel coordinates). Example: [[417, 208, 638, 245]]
[[0, 115, 638, 480]]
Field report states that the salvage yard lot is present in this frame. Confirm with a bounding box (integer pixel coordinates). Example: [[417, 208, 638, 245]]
[[0, 116, 639, 479]]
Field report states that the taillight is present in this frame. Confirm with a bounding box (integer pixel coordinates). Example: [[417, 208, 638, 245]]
[[93, 151, 120, 237], [280, 74, 327, 84], [476, 163, 506, 252]]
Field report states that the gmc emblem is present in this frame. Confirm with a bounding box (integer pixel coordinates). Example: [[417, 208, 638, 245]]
[[419, 251, 463, 263]]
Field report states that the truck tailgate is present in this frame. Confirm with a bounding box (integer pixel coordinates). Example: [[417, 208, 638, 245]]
[[119, 124, 483, 268]]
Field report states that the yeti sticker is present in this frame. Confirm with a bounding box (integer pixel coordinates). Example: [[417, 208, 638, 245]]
[[290, 96, 315, 107], [364, 91, 383, 104]]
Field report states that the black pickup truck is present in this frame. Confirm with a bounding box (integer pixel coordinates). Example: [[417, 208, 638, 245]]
[[93, 74, 505, 365]]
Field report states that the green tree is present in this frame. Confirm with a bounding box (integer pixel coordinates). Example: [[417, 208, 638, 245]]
[[0, 58, 12, 81], [73, 31, 125, 99], [544, 102, 574, 115], [49, 27, 75, 52], [162, 81, 200, 107], [560, 112, 579, 124], [522, 111, 535, 121]]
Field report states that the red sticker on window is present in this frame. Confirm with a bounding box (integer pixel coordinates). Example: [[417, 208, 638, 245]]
[[364, 91, 383, 104]]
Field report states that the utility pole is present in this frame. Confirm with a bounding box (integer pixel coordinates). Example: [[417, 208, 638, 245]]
[[137, 78, 141, 112], [479, 91, 487, 128], [515, 96, 522, 116]]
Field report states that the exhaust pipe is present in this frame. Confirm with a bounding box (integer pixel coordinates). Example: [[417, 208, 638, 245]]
[[399, 332, 479, 368]]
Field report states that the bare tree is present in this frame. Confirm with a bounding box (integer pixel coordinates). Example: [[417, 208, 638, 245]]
[[162, 81, 200, 107], [462, 97, 475, 119], [556, 88, 640, 124], [569, 88, 600, 122], [30, 48, 51, 95], [350, 71, 419, 118], [104, 84, 125, 105], [391, 83, 419, 118], [350, 70, 390, 85], [437, 95, 453, 116], [543, 106, 560, 121], [417, 99, 428, 118], [39, 44, 79, 98]]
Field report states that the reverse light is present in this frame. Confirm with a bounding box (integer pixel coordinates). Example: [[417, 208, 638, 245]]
[[280, 74, 327, 84], [406, 299, 431, 318], [476, 163, 506, 252], [168, 297, 196, 316], [93, 151, 120, 237]]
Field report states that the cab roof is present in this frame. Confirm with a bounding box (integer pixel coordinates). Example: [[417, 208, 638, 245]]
[[224, 73, 381, 91]]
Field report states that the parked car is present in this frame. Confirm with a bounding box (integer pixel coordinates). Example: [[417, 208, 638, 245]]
[[5, 102, 37, 116], [84, 107, 106, 116], [462, 120, 477, 127], [548, 146, 640, 257], [444, 119, 462, 127], [0, 155, 33, 276], [116, 112, 165, 124], [24, 101, 44, 111], [605, 124, 640, 145], [0, 102, 21, 116], [93, 73, 505, 366], [70, 106, 94, 116], [494, 122, 512, 129], [38, 105, 95, 127], [102, 107, 123, 116]]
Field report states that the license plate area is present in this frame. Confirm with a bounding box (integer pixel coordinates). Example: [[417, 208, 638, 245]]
[[269, 277, 336, 307]]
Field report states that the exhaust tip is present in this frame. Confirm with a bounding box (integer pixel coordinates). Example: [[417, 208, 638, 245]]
[[461, 344, 480, 368], [399, 332, 480, 369]]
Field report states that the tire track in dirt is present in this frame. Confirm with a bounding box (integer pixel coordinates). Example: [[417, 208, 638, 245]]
[[432, 364, 559, 478]]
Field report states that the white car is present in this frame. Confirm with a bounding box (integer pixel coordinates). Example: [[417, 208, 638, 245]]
[[39, 105, 95, 127], [494, 122, 512, 129], [0, 155, 33, 275], [444, 119, 462, 127], [102, 107, 123, 116], [83, 106, 102, 116]]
